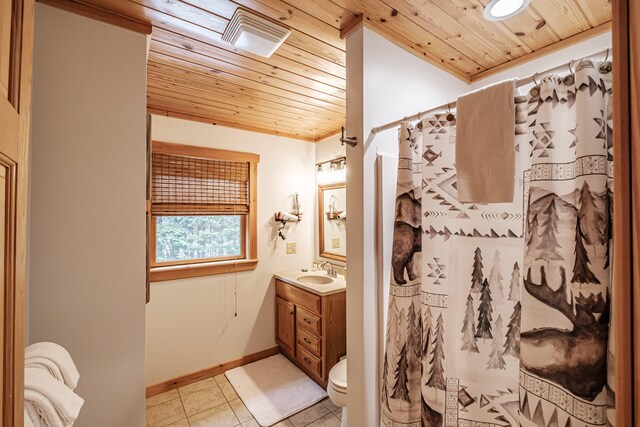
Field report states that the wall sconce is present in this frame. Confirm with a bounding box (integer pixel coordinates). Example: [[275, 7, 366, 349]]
[[326, 194, 345, 220], [274, 193, 302, 240], [316, 156, 346, 185]]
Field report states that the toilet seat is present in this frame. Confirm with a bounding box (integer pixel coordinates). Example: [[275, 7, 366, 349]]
[[327, 358, 348, 426], [328, 358, 347, 391]]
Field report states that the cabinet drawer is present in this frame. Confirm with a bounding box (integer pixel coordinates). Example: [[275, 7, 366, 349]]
[[276, 280, 321, 314], [297, 327, 322, 357], [296, 307, 322, 335], [296, 345, 322, 379]]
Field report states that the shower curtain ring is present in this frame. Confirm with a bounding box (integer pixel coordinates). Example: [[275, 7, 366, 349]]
[[605, 47, 610, 62], [532, 72, 539, 86], [568, 60, 575, 74]]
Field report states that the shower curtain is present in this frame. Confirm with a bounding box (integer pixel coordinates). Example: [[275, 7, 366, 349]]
[[381, 58, 613, 427]]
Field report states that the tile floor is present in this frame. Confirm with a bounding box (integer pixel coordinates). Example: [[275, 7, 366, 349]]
[[146, 373, 342, 427]]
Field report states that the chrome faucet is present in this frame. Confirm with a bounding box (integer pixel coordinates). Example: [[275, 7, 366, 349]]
[[320, 261, 337, 278]]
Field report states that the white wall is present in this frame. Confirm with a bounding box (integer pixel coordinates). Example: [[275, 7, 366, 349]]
[[147, 116, 316, 385], [29, 4, 147, 426], [316, 134, 344, 164], [345, 27, 469, 425]]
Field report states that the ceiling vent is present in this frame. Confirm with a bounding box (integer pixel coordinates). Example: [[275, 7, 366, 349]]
[[222, 8, 291, 58]]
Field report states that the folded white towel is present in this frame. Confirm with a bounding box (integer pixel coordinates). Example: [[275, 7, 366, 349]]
[[24, 401, 43, 427], [24, 403, 42, 427], [25, 389, 65, 427], [25, 342, 79, 390], [24, 367, 84, 426], [26, 357, 65, 384]]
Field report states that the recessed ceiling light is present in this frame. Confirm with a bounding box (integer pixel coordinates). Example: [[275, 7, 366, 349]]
[[222, 8, 291, 58], [483, 0, 531, 21]]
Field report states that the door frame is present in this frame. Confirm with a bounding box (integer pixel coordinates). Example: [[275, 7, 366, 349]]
[[612, 0, 638, 424]]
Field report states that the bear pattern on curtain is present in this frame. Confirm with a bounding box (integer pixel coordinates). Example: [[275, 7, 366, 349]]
[[381, 58, 613, 427]]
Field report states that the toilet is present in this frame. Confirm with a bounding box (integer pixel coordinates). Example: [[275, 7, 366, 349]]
[[327, 358, 347, 426]]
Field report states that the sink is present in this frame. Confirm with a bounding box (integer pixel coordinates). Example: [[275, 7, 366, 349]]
[[296, 274, 334, 285]]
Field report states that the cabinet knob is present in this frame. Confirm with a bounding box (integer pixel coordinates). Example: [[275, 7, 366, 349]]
[[304, 318, 311, 324], [304, 338, 311, 344], [304, 357, 311, 365]]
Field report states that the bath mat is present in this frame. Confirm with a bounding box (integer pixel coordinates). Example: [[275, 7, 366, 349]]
[[225, 353, 328, 426]]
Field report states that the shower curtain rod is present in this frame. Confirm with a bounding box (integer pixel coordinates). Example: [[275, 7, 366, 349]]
[[370, 47, 610, 135]]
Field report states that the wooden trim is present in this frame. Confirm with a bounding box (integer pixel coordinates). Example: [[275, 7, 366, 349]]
[[150, 259, 258, 282], [152, 141, 260, 164], [8, 0, 24, 110], [471, 22, 612, 82], [2, 156, 18, 425], [318, 183, 346, 263], [248, 161, 258, 261], [630, 0, 640, 415], [37, 0, 152, 35], [340, 15, 364, 40], [612, 0, 636, 424], [145, 346, 280, 398]]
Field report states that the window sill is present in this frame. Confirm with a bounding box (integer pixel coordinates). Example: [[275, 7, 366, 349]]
[[150, 259, 259, 282]]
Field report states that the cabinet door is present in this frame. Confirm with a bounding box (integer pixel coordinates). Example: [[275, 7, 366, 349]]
[[276, 296, 295, 355]]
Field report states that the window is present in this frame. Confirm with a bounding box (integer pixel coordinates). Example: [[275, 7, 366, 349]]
[[149, 141, 259, 281]]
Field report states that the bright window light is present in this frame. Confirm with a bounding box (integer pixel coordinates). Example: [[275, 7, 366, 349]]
[[483, 0, 530, 21]]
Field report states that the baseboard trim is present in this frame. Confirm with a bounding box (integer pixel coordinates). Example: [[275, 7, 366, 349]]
[[146, 346, 280, 398]]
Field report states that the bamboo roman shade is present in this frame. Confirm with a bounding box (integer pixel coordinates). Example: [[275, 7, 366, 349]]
[[151, 152, 250, 215]]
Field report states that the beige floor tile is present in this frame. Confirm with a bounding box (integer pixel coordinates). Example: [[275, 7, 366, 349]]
[[188, 403, 240, 427], [178, 377, 217, 397], [333, 409, 342, 421], [181, 385, 227, 417], [306, 413, 340, 427], [166, 419, 189, 427], [287, 402, 330, 427], [146, 398, 186, 427], [214, 374, 227, 385], [217, 378, 239, 401], [146, 389, 180, 408], [241, 419, 259, 427], [228, 399, 253, 423], [320, 398, 339, 413], [272, 420, 294, 427]]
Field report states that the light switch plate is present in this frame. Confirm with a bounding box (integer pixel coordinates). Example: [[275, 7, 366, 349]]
[[332, 238, 340, 249], [286, 242, 297, 254]]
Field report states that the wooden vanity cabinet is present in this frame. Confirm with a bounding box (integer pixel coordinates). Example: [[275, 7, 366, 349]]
[[275, 296, 295, 355], [275, 279, 346, 387]]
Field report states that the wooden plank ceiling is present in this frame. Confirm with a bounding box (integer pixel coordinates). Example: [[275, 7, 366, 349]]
[[59, 0, 611, 142]]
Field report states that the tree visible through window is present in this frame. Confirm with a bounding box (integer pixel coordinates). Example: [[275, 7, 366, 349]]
[[156, 216, 243, 263]]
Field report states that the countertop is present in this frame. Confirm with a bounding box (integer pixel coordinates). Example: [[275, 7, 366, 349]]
[[274, 269, 346, 296]]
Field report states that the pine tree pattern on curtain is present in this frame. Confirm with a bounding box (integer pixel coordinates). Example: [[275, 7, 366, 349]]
[[519, 59, 613, 427], [381, 58, 613, 427], [382, 102, 528, 425]]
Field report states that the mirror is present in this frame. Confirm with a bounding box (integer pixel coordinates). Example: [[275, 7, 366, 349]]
[[318, 184, 346, 262]]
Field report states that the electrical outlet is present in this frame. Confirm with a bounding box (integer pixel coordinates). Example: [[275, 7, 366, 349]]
[[286, 242, 297, 254], [332, 238, 341, 249]]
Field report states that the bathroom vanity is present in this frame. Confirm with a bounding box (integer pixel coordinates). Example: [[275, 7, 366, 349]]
[[274, 271, 346, 388]]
